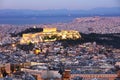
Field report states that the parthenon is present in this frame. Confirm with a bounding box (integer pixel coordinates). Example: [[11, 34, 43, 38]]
[[20, 27, 81, 44]]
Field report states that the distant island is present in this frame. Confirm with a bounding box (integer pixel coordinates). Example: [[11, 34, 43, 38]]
[[0, 7, 120, 17], [0, 7, 120, 24]]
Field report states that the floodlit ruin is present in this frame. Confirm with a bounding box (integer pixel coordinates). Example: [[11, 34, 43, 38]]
[[20, 27, 81, 44]]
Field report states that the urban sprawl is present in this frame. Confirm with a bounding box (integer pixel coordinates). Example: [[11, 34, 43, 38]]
[[0, 17, 120, 80]]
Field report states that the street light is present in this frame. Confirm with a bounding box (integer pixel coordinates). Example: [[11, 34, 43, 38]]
[[12, 44, 16, 48]]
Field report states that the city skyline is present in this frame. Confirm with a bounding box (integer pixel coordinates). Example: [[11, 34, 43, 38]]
[[0, 0, 120, 10]]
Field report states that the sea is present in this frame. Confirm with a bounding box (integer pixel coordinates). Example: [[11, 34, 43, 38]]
[[0, 15, 119, 25], [0, 15, 81, 25]]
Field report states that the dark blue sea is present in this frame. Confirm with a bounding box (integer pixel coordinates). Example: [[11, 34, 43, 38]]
[[0, 15, 119, 25], [0, 15, 81, 25]]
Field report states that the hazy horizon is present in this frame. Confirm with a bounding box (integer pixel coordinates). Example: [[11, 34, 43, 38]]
[[0, 0, 120, 24], [0, 0, 120, 10], [0, 6, 120, 11]]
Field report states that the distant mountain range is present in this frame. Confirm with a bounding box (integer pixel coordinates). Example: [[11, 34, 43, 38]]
[[0, 7, 120, 17]]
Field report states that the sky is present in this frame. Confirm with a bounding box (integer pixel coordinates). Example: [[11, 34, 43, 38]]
[[0, 0, 120, 10]]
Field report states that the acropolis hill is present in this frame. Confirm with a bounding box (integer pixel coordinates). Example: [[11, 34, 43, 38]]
[[20, 27, 81, 44]]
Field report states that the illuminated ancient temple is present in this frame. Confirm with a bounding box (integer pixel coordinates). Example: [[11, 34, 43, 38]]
[[20, 27, 81, 44]]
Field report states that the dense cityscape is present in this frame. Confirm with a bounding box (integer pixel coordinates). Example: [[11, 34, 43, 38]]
[[0, 16, 120, 80], [0, 0, 120, 79]]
